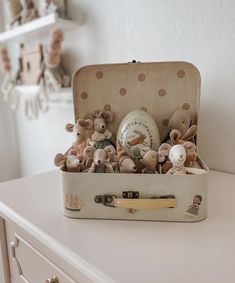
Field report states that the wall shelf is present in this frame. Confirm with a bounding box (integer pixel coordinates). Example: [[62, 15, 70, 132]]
[[0, 13, 78, 43]]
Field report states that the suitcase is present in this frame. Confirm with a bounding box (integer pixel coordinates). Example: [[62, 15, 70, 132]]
[[60, 61, 209, 222]]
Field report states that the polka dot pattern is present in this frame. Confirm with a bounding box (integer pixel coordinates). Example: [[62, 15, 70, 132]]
[[81, 92, 88, 99], [158, 89, 166, 97], [177, 69, 186, 78], [104, 104, 111, 111], [138, 73, 146, 81], [182, 103, 190, 110], [96, 71, 103, 79], [140, 106, 148, 112], [119, 88, 127, 96], [162, 119, 169, 127]]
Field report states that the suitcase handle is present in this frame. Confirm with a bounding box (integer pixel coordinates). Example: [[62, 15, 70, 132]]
[[114, 198, 176, 209], [94, 194, 176, 209]]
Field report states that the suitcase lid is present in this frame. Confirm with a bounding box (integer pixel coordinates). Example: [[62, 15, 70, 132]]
[[72, 61, 200, 142]]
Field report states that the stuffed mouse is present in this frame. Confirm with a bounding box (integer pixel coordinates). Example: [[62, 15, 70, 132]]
[[166, 143, 206, 175], [86, 146, 115, 173], [90, 107, 115, 149], [140, 147, 158, 174], [66, 118, 93, 154]]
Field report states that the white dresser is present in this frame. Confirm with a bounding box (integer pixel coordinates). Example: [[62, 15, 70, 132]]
[[0, 170, 235, 283]]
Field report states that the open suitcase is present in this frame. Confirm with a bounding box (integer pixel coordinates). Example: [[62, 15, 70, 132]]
[[60, 61, 209, 222]]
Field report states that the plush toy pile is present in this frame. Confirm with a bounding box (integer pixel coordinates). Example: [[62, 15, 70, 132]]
[[54, 108, 206, 175]]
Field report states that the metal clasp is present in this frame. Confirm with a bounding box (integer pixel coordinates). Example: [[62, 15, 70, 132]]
[[94, 194, 116, 207], [122, 191, 139, 214]]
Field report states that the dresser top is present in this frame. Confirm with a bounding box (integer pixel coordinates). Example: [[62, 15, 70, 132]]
[[0, 170, 234, 283]]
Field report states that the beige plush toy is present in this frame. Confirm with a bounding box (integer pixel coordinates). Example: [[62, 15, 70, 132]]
[[166, 143, 206, 175], [0, 47, 18, 108], [66, 118, 93, 155], [6, 0, 38, 28], [105, 145, 119, 172], [90, 108, 115, 149], [87, 146, 114, 173], [54, 149, 85, 172], [157, 143, 172, 174], [83, 145, 95, 170], [44, 28, 70, 91], [140, 147, 158, 174], [162, 109, 198, 144], [159, 140, 197, 171], [117, 140, 137, 173], [170, 126, 197, 145], [41, 0, 67, 18]]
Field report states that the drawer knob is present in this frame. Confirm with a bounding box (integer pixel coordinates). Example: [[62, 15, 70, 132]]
[[45, 275, 59, 283]]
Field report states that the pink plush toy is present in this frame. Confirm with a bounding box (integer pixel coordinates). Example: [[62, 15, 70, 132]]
[[66, 118, 93, 154], [140, 147, 158, 174], [86, 146, 115, 173], [166, 143, 206, 175], [90, 108, 115, 149], [54, 149, 85, 172], [117, 140, 137, 173]]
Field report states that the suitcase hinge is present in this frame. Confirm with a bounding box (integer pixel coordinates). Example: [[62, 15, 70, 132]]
[[94, 194, 117, 207]]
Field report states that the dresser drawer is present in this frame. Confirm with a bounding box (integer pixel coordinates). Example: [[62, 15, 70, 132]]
[[5, 222, 77, 283]]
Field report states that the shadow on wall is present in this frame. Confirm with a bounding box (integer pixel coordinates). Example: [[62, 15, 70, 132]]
[[198, 81, 235, 174]]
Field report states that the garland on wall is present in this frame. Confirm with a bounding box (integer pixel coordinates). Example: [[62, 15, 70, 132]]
[[0, 0, 70, 120]]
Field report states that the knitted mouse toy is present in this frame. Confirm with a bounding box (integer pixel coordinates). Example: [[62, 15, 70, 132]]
[[66, 118, 93, 155], [117, 140, 137, 173], [162, 109, 198, 144], [140, 147, 158, 174], [90, 108, 115, 149], [166, 143, 206, 175]]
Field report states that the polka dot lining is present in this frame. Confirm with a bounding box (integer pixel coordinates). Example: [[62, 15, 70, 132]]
[[81, 92, 88, 99], [158, 89, 166, 97], [182, 103, 190, 110], [140, 106, 147, 112], [104, 104, 111, 111], [138, 73, 146, 81], [119, 88, 127, 96], [177, 70, 186, 78], [96, 71, 103, 79]]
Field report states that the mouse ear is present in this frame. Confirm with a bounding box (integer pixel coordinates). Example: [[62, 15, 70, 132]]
[[54, 153, 66, 167], [158, 143, 171, 162], [170, 129, 182, 143], [65, 123, 74, 132], [158, 143, 171, 154], [103, 110, 114, 123], [182, 125, 198, 140], [77, 119, 86, 127], [140, 147, 150, 157], [68, 149, 77, 156], [104, 145, 116, 155], [183, 141, 196, 154], [84, 146, 96, 158], [84, 119, 93, 129]]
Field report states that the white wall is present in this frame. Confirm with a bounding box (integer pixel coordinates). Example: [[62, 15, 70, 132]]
[[2, 0, 235, 176], [0, 10, 20, 182]]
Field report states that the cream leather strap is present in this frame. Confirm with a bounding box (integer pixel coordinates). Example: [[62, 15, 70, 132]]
[[114, 198, 176, 209], [94, 194, 176, 209]]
